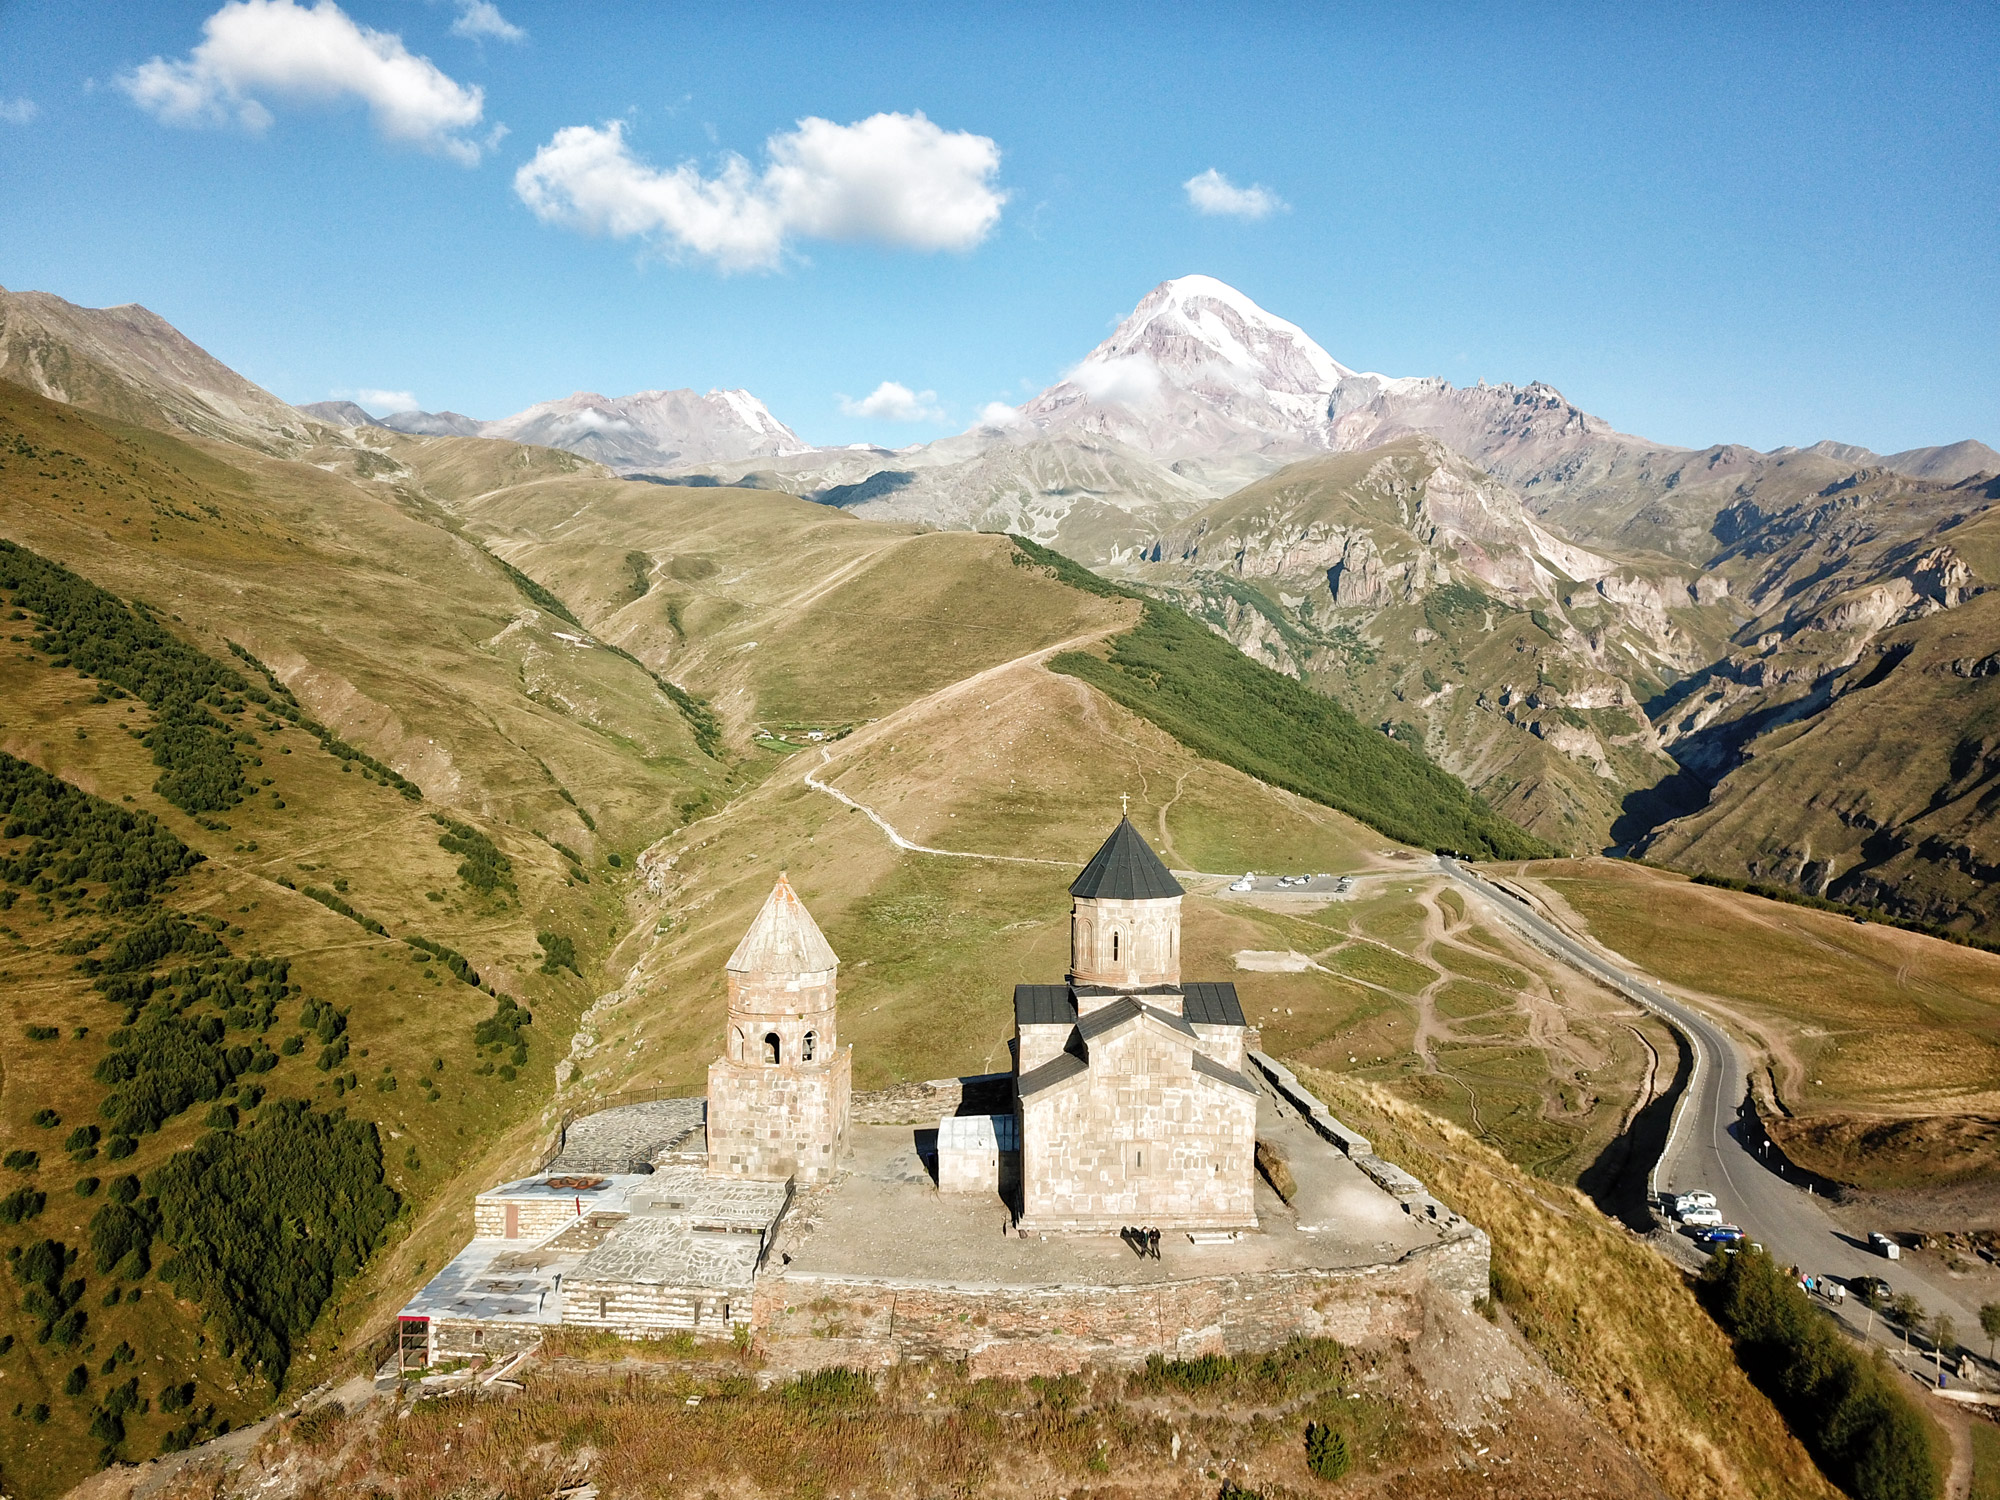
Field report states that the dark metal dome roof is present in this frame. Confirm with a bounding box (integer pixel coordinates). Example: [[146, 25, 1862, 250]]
[[1068, 817, 1184, 901]]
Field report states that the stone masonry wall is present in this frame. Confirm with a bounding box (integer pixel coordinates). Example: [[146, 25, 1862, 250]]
[[707, 1045, 852, 1183], [1020, 1027, 1258, 1230], [848, 1072, 1014, 1126], [429, 1318, 549, 1364], [561, 1279, 750, 1335], [1071, 895, 1182, 992], [755, 1231, 1489, 1379], [473, 1195, 590, 1241]]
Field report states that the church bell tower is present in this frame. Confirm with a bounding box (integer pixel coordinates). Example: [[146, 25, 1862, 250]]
[[706, 874, 851, 1182]]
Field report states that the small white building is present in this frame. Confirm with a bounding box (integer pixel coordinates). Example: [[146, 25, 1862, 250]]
[[936, 1113, 1020, 1194]]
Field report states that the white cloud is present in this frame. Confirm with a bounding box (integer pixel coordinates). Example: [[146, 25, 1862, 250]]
[[560, 408, 631, 432], [838, 381, 946, 423], [1070, 353, 1162, 407], [120, 0, 488, 164], [451, 1, 525, 43], [341, 387, 418, 414], [975, 401, 1025, 430], [1183, 167, 1285, 220], [514, 111, 1006, 272], [0, 98, 38, 125]]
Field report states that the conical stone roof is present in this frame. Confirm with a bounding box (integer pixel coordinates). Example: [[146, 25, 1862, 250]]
[[1069, 817, 1185, 901], [727, 874, 839, 974]]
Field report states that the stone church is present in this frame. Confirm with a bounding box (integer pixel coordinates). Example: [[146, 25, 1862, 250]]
[[1011, 818, 1258, 1231], [705, 874, 852, 1183]]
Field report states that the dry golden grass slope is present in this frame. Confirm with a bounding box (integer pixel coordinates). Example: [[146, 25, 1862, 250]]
[[1307, 1072, 1841, 1500], [0, 381, 686, 1490], [1508, 857, 2000, 1189], [385, 442, 1138, 738]]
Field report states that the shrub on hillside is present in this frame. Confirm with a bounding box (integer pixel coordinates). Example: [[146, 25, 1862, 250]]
[[1701, 1245, 1940, 1500], [10, 1237, 84, 1346], [0, 540, 250, 812], [1305, 1420, 1352, 1480], [150, 1100, 398, 1387], [432, 814, 514, 897], [536, 931, 579, 976], [0, 751, 202, 908]]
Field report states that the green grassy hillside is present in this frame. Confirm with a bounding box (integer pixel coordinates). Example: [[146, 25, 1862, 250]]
[[1020, 538, 1550, 860], [0, 384, 696, 1494]]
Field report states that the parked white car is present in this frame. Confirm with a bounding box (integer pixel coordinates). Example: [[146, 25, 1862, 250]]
[[1681, 1206, 1725, 1228], [1674, 1191, 1717, 1216], [1228, 873, 1255, 893]]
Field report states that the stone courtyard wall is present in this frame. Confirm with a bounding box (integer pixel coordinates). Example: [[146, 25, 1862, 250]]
[[754, 1229, 1488, 1378], [561, 1278, 750, 1336], [850, 1072, 1014, 1125], [429, 1317, 549, 1364]]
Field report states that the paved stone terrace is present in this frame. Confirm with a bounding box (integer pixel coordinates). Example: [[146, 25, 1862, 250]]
[[772, 1081, 1439, 1289], [547, 1097, 706, 1174], [570, 1215, 763, 1292]]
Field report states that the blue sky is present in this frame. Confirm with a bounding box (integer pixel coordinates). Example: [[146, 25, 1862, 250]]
[[2, 2, 1995, 452]]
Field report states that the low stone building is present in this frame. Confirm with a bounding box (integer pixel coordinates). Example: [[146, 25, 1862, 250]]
[[400, 1162, 790, 1366]]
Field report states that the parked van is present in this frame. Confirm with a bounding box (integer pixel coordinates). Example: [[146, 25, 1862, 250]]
[[1682, 1206, 1725, 1228], [1869, 1231, 1901, 1260]]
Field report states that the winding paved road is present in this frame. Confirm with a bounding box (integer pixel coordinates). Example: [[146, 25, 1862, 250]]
[[1440, 858, 1981, 1362]]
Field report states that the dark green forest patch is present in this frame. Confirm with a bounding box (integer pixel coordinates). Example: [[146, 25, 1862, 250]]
[[1015, 538, 1549, 860]]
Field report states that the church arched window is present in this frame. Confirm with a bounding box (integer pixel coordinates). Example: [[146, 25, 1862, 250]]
[[802, 1030, 817, 1062], [764, 1032, 781, 1065], [1112, 931, 1121, 962], [733, 1026, 745, 1061]]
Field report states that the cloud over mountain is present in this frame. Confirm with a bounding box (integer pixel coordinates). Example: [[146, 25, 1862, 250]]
[[839, 381, 945, 423], [514, 111, 1006, 272], [336, 386, 418, 414], [120, 0, 488, 163], [1183, 168, 1284, 220]]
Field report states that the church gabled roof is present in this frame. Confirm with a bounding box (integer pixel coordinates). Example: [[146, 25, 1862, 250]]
[[1069, 817, 1184, 901], [726, 874, 839, 975]]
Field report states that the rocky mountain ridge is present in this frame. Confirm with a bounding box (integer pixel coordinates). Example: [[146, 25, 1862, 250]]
[[11, 280, 1999, 931], [306, 385, 809, 470]]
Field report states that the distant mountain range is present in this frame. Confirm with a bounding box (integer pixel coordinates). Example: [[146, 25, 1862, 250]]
[[4, 275, 1998, 934], [300, 386, 808, 471]]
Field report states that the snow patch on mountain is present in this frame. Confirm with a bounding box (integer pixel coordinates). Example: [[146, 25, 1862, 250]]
[[1012, 274, 1422, 462]]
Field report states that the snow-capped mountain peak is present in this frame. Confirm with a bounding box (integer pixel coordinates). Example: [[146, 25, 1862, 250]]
[[1014, 274, 1411, 460], [1099, 273, 1356, 396]]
